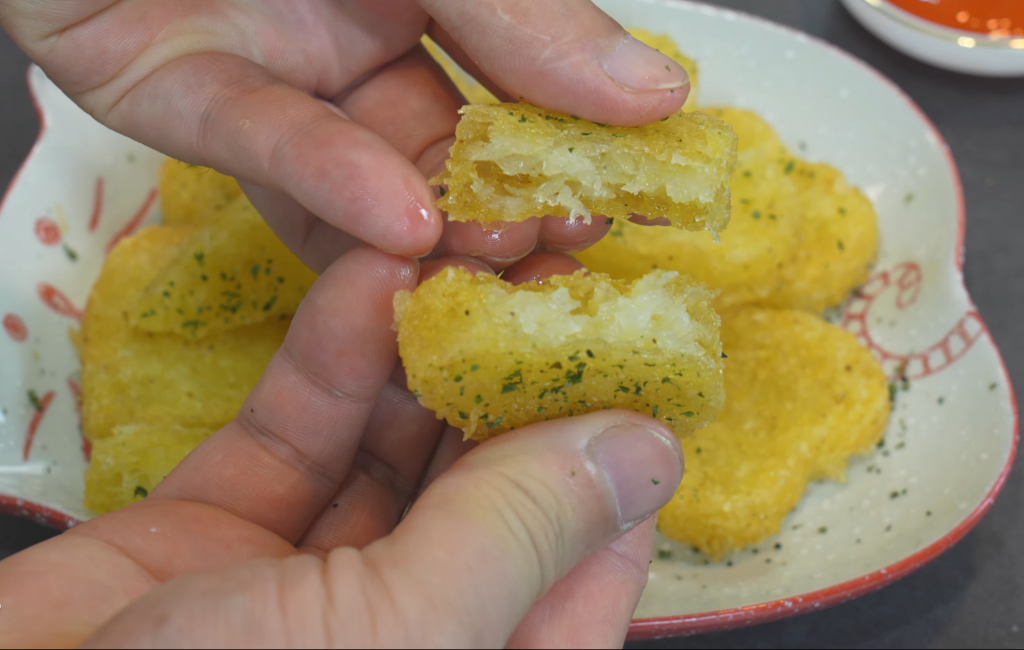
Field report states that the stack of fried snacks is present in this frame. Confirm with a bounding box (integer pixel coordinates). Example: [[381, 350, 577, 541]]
[[79, 161, 315, 513]]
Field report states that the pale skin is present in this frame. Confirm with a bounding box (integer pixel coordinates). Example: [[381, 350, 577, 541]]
[[0, 1, 692, 647]]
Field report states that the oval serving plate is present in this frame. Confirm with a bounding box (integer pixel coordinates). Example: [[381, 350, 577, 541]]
[[0, 0, 1017, 640]]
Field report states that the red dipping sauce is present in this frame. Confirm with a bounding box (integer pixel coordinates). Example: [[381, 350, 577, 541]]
[[887, 0, 1024, 37]]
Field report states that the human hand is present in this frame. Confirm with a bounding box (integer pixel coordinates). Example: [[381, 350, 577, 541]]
[[0, 0, 690, 273], [0, 248, 683, 648]]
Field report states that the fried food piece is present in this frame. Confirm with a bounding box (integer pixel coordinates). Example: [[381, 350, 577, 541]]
[[133, 197, 317, 338], [432, 103, 737, 231], [657, 308, 890, 558], [395, 267, 724, 441], [577, 107, 879, 313], [84, 423, 213, 514], [422, 35, 499, 105], [628, 28, 699, 111], [80, 226, 290, 441], [577, 108, 802, 309], [159, 159, 242, 227], [772, 160, 879, 313]]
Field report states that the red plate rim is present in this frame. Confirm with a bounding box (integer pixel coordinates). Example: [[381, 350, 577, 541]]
[[0, 8, 1017, 640]]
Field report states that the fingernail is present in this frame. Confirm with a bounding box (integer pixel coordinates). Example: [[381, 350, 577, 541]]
[[602, 35, 690, 92], [591, 422, 683, 527]]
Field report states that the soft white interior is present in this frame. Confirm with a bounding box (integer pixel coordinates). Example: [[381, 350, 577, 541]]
[[466, 133, 721, 222], [477, 271, 704, 355]]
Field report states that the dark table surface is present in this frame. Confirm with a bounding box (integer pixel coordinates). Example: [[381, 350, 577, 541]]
[[2, 1, 1022, 647]]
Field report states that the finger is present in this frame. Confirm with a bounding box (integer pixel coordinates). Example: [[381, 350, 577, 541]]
[[298, 256, 493, 552], [239, 183, 363, 275], [152, 247, 416, 542], [501, 252, 585, 285], [106, 54, 442, 257], [428, 218, 542, 271], [361, 410, 683, 647], [425, 24, 517, 104], [333, 45, 462, 164], [535, 215, 615, 254], [508, 517, 656, 648], [419, 0, 689, 125]]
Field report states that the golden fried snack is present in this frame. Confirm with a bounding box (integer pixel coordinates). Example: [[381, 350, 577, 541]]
[[628, 28, 699, 111], [80, 226, 289, 441], [85, 423, 213, 514], [395, 267, 724, 441], [577, 107, 878, 313], [422, 35, 499, 105], [432, 103, 737, 231], [657, 308, 890, 558], [159, 159, 242, 227], [773, 160, 879, 313], [133, 197, 317, 338]]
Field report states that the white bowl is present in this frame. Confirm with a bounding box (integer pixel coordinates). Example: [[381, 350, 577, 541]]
[[0, 0, 1017, 640], [841, 0, 1024, 77]]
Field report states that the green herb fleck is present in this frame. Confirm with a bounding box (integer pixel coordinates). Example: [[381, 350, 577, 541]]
[[475, 395, 483, 404], [658, 548, 673, 559], [262, 295, 277, 312], [904, 192, 914, 204], [784, 160, 795, 174], [938, 396, 945, 405], [651, 478, 661, 485], [519, 114, 528, 123], [28, 390, 43, 411], [470, 364, 480, 372], [652, 405, 660, 418], [134, 486, 149, 499], [62, 244, 78, 261], [251, 264, 261, 279], [439, 186, 447, 197], [818, 526, 828, 534], [683, 411, 695, 417], [458, 411, 469, 419], [194, 251, 205, 266], [568, 147, 575, 153], [990, 382, 998, 391], [665, 64, 671, 71], [743, 170, 752, 178], [501, 383, 520, 394], [752, 210, 761, 219], [581, 132, 592, 136], [837, 240, 845, 251]]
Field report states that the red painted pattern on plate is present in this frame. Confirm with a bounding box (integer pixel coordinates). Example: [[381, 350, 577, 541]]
[[88, 177, 104, 232], [37, 283, 83, 321], [67, 377, 91, 461], [23, 390, 55, 461], [3, 313, 28, 341], [842, 261, 984, 379], [105, 188, 157, 254], [34, 216, 61, 245]]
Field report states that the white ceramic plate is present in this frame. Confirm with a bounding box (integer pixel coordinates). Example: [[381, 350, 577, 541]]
[[0, 0, 1016, 641]]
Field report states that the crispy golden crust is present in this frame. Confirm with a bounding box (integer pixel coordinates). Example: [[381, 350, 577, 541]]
[[133, 197, 317, 338], [80, 226, 289, 441], [432, 103, 737, 231], [657, 308, 890, 558], [395, 267, 724, 441], [159, 159, 242, 227], [85, 423, 213, 514]]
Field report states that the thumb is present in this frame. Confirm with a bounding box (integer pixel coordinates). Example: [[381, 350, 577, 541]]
[[362, 411, 684, 647], [420, 0, 689, 126]]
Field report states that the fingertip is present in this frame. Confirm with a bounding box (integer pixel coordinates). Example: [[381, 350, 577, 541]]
[[537, 215, 613, 254]]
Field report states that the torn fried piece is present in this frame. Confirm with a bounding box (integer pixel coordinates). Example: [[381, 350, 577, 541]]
[[159, 159, 242, 227], [657, 308, 890, 558], [432, 103, 737, 231], [133, 196, 317, 338], [628, 28, 700, 111], [395, 267, 724, 441], [85, 423, 213, 514], [80, 226, 289, 441]]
